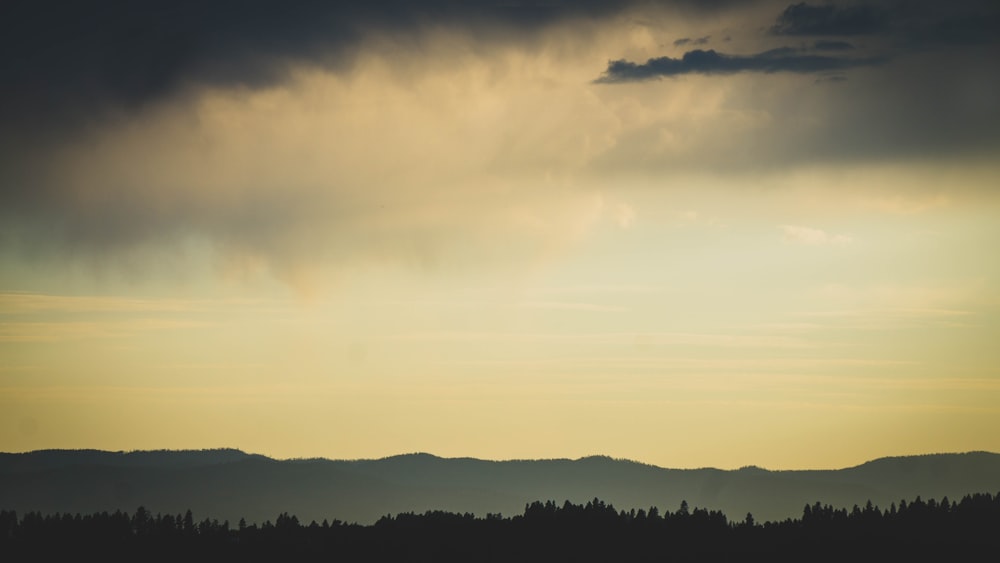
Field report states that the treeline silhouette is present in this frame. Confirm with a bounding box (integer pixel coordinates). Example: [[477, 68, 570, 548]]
[[2, 492, 998, 562]]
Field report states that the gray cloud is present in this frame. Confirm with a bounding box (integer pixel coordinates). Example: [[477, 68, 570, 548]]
[[813, 40, 855, 51], [900, 8, 1000, 48], [590, 44, 1000, 174], [770, 1, 1000, 46], [770, 2, 890, 36], [597, 47, 884, 82], [814, 74, 848, 83], [596, 0, 1000, 163]]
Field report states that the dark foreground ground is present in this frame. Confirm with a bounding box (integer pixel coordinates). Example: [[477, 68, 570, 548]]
[[3, 492, 998, 562]]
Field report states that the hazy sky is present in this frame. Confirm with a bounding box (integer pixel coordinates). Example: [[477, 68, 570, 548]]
[[2, 0, 999, 469]]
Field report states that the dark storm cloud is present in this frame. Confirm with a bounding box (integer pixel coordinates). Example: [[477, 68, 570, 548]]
[[0, 0, 755, 236], [0, 0, 629, 139], [0, 0, 759, 141], [770, 2, 890, 36], [596, 47, 883, 82]]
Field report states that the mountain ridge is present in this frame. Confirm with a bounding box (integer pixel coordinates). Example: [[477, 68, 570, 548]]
[[2, 449, 998, 525], [7, 447, 997, 470]]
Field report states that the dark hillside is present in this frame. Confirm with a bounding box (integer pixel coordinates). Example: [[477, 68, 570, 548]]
[[2, 449, 998, 524]]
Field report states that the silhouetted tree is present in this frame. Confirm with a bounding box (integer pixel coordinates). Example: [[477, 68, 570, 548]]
[[3, 492, 1000, 562]]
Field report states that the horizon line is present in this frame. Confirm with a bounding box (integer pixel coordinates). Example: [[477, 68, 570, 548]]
[[5, 447, 998, 473]]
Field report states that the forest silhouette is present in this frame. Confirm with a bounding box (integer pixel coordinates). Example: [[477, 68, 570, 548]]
[[3, 492, 999, 562]]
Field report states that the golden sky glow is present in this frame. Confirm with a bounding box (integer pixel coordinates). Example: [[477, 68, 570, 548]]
[[2, 1, 999, 469]]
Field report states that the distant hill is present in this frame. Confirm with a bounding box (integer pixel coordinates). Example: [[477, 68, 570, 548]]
[[2, 449, 998, 525]]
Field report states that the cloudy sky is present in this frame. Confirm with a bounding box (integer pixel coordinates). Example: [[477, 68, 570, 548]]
[[2, 0, 999, 469]]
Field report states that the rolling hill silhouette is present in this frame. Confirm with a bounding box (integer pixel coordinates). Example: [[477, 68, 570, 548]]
[[2, 449, 998, 524]]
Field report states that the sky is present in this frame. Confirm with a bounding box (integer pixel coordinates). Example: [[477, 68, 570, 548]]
[[1, 0, 999, 469]]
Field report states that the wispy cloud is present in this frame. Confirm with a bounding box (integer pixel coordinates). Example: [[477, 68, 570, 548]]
[[0, 292, 204, 314], [673, 35, 710, 47], [791, 308, 978, 330], [0, 292, 290, 315], [0, 319, 209, 342], [515, 301, 629, 312], [809, 280, 992, 312], [520, 284, 665, 296], [393, 331, 817, 349], [436, 356, 919, 374], [780, 225, 854, 245]]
